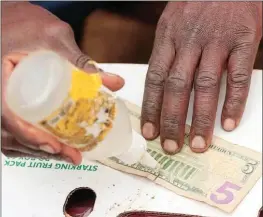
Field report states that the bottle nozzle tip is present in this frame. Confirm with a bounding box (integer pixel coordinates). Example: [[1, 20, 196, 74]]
[[140, 152, 159, 169]]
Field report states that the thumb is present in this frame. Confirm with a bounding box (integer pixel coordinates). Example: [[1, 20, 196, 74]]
[[68, 51, 125, 92], [51, 21, 125, 91], [82, 58, 125, 92]]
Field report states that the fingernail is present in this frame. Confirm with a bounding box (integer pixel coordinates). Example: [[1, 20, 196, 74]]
[[142, 123, 155, 138], [39, 145, 55, 154], [87, 60, 104, 72], [105, 72, 118, 77], [163, 139, 178, 153], [87, 60, 98, 67], [23, 144, 39, 150], [223, 118, 236, 131], [191, 136, 206, 149]]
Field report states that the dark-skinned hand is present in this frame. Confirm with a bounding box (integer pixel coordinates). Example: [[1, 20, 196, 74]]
[[2, 2, 124, 164], [141, 2, 262, 154]]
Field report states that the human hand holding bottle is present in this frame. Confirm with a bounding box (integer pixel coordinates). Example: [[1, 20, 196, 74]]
[[2, 52, 124, 165], [2, 1, 124, 165]]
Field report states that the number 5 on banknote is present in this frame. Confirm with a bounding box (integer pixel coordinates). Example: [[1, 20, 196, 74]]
[[210, 181, 241, 204]]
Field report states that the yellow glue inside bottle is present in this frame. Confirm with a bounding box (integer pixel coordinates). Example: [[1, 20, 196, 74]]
[[5, 50, 158, 168]]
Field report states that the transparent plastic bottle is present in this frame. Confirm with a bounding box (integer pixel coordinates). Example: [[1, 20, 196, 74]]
[[5, 50, 158, 168]]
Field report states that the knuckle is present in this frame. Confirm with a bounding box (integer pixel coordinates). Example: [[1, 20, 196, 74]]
[[195, 71, 219, 92], [156, 14, 174, 38], [228, 69, 250, 88], [158, 14, 170, 30], [75, 54, 92, 69], [165, 73, 191, 93], [193, 114, 213, 129], [244, 29, 260, 43], [233, 18, 260, 42], [146, 66, 166, 89], [233, 32, 259, 51], [234, 40, 254, 52], [43, 20, 73, 38], [246, 30, 259, 42]]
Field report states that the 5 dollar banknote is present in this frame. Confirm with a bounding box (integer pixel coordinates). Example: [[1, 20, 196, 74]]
[[100, 100, 262, 213]]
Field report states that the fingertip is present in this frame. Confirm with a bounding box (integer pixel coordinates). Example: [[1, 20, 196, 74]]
[[162, 139, 182, 155], [190, 146, 210, 153], [190, 135, 210, 153], [73, 151, 82, 165], [61, 145, 82, 165], [101, 72, 125, 91], [64, 155, 82, 165], [142, 122, 157, 140]]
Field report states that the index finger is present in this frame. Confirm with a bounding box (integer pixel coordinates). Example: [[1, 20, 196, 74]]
[[141, 16, 175, 140]]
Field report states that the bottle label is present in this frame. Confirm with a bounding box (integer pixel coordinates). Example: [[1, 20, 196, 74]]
[[39, 68, 116, 152]]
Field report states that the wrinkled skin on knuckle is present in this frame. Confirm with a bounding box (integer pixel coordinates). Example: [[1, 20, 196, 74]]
[[228, 69, 251, 89], [232, 32, 258, 56], [74, 54, 92, 69], [165, 73, 191, 94], [146, 68, 166, 91], [194, 71, 219, 92]]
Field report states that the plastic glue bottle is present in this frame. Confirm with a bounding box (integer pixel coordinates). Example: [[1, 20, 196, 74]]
[[5, 50, 159, 169]]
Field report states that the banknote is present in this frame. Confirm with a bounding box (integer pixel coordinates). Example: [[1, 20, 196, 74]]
[[100, 100, 262, 213]]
